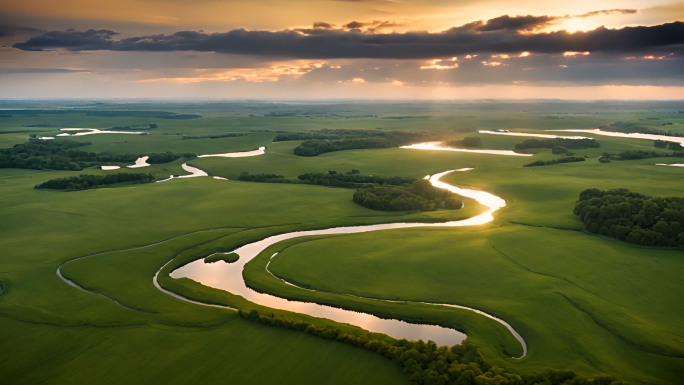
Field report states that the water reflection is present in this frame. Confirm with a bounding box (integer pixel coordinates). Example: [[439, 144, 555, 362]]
[[58, 128, 144, 136], [479, 130, 589, 139], [401, 142, 532, 157], [171, 169, 526, 352], [198, 146, 266, 158], [156, 163, 208, 182], [549, 129, 684, 146]]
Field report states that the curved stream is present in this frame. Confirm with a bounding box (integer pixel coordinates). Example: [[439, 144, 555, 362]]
[[400, 142, 532, 157], [53, 140, 527, 355], [170, 169, 527, 357], [548, 128, 684, 146]]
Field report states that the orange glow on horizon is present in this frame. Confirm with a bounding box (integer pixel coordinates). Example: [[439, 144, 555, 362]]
[[563, 51, 591, 57]]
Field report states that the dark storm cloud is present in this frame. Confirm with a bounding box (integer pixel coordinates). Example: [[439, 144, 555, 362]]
[[12, 20, 684, 58]]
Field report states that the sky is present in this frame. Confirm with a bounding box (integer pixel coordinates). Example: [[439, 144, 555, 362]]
[[0, 0, 683, 100]]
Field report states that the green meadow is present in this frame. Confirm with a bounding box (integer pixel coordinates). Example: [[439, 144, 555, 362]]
[[0, 101, 682, 384]]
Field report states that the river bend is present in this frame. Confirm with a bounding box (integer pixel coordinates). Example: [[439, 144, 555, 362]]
[[171, 169, 527, 357]]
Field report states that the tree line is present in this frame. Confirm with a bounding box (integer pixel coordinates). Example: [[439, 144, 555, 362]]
[[110, 123, 157, 131], [298, 169, 414, 188], [0, 139, 193, 170], [353, 179, 463, 211], [182, 133, 247, 140], [445, 137, 482, 148], [273, 128, 394, 142], [239, 309, 628, 385], [236, 169, 415, 189], [0, 139, 137, 170], [237, 172, 287, 182], [599, 150, 684, 162], [35, 173, 155, 191], [574, 188, 684, 247], [514, 138, 600, 150], [599, 121, 683, 137], [293, 138, 397, 156], [524, 157, 586, 167], [653, 140, 684, 151], [235, 169, 456, 212], [273, 129, 431, 157], [146, 152, 193, 164]]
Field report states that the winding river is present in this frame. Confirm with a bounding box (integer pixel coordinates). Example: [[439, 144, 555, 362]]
[[170, 169, 527, 357], [548, 128, 684, 146], [156, 163, 209, 182], [478, 130, 589, 139], [57, 128, 144, 136], [198, 146, 266, 158], [56, 142, 527, 356], [54, 128, 680, 356], [400, 142, 532, 157]]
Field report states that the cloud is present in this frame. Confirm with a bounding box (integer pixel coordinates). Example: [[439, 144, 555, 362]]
[[13, 28, 118, 51], [576, 9, 637, 18], [298, 54, 684, 87], [453, 15, 557, 32], [0, 68, 88, 74], [344, 21, 365, 29], [0, 24, 43, 37], [313, 22, 334, 29], [12, 20, 684, 59]]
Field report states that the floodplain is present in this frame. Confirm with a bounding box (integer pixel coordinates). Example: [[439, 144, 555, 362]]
[[0, 100, 682, 385]]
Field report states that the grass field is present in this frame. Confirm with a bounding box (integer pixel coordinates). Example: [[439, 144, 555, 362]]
[[1, 100, 682, 384]]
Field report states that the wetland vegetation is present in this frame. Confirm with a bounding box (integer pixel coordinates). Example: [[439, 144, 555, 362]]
[[1, 100, 682, 385]]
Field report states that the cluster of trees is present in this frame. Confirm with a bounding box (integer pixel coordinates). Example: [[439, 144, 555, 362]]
[[239, 309, 627, 385], [85, 110, 201, 119], [24, 123, 54, 127], [515, 138, 600, 150], [0, 139, 137, 170], [234, 169, 457, 212], [235, 169, 416, 189], [274, 128, 403, 142], [35, 173, 155, 191], [264, 111, 377, 118], [575, 188, 684, 247], [0, 109, 201, 119], [203, 252, 239, 264], [599, 121, 683, 137], [275, 129, 430, 157], [654, 140, 684, 151], [182, 133, 247, 140], [0, 139, 191, 171], [0, 109, 76, 117], [524, 156, 586, 167], [445, 137, 482, 148], [146, 152, 194, 164], [600, 150, 684, 161], [298, 170, 414, 188], [353, 179, 462, 211], [110, 123, 157, 130], [552, 146, 571, 155], [237, 172, 286, 182], [293, 138, 398, 156], [274, 132, 345, 141]]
